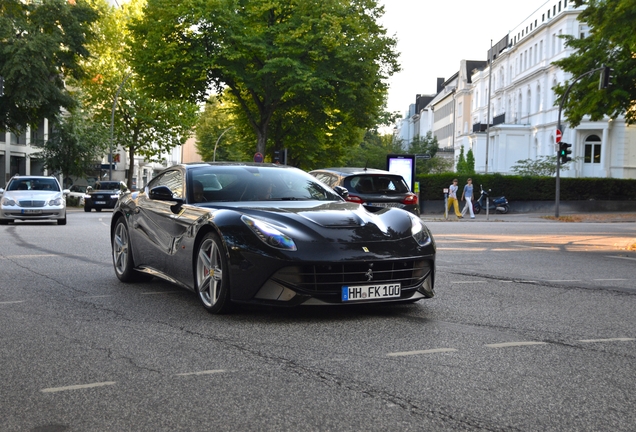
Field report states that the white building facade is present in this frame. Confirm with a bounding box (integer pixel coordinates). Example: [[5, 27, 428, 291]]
[[397, 0, 635, 179], [469, 0, 635, 178]]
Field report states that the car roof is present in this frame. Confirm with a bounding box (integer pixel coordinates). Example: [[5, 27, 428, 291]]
[[309, 167, 396, 176]]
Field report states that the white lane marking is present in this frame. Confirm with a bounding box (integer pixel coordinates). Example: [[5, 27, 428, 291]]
[[387, 348, 457, 357], [592, 278, 628, 281], [0, 301, 26, 304], [578, 338, 635, 343], [141, 291, 181, 295], [607, 255, 636, 261], [176, 369, 229, 376], [486, 341, 547, 348], [0, 254, 58, 259], [41, 381, 117, 393], [451, 281, 486, 284], [545, 280, 580, 282]]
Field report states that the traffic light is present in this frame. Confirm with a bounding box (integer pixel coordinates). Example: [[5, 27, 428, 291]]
[[599, 66, 614, 89], [559, 142, 572, 164]]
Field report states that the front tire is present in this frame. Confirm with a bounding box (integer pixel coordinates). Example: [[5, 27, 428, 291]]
[[84, 206, 91, 212], [112, 217, 152, 282], [57, 215, 67, 225], [195, 232, 232, 314], [473, 203, 481, 214]]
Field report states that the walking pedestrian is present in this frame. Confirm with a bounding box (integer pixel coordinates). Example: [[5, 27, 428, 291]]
[[447, 179, 462, 219], [461, 178, 475, 219]]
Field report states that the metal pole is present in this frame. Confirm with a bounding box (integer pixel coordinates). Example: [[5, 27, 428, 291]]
[[110, 73, 132, 181], [554, 67, 604, 217], [213, 126, 234, 162], [485, 40, 493, 174]]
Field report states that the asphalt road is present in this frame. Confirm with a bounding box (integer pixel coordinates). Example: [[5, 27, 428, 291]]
[[1, 211, 635, 431]]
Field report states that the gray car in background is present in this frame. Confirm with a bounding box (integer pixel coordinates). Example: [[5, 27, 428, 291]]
[[309, 167, 420, 216]]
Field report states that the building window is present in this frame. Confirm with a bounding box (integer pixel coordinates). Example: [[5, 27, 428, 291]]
[[584, 135, 602, 164], [558, 1, 561, 12], [542, 13, 545, 22], [548, 10, 551, 18]]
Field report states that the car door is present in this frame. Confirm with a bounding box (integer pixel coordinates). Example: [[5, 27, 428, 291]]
[[132, 169, 187, 273]]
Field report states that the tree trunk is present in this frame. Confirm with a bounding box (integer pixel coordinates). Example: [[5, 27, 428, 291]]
[[127, 146, 135, 189]]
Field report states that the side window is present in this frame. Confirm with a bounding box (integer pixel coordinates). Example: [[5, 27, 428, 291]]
[[147, 170, 184, 198]]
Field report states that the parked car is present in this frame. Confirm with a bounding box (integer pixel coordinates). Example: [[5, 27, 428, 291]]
[[309, 167, 420, 216], [84, 181, 129, 212], [0, 175, 68, 225], [110, 162, 436, 314], [65, 184, 88, 206]]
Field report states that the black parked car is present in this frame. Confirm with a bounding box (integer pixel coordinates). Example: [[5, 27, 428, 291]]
[[84, 181, 129, 212], [309, 167, 420, 216], [110, 163, 436, 314]]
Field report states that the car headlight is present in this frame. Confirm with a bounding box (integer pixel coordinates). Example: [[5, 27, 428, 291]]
[[48, 197, 63, 206], [241, 215, 297, 251], [110, 194, 119, 199], [84, 194, 92, 199], [1, 197, 17, 206], [409, 213, 432, 247]]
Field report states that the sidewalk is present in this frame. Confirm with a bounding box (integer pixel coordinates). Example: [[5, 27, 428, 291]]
[[421, 211, 636, 223]]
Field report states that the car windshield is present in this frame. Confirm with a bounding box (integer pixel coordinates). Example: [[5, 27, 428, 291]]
[[347, 175, 409, 194], [189, 165, 341, 203], [94, 182, 123, 191], [7, 178, 60, 192]]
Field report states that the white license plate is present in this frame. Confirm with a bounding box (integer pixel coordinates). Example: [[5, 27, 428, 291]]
[[95, 201, 106, 204], [341, 283, 401, 302], [22, 209, 42, 215], [367, 202, 399, 208]]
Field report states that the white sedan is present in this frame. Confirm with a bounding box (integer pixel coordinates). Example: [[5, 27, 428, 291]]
[[0, 175, 68, 225]]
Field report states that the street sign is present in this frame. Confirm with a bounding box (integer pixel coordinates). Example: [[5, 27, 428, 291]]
[[555, 129, 562, 143], [253, 152, 264, 163]]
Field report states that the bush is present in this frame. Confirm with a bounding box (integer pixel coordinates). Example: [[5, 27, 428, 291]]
[[417, 174, 636, 201]]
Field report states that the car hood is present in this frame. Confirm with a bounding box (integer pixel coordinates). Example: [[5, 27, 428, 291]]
[[3, 190, 62, 200], [213, 200, 414, 241], [89, 189, 120, 194]]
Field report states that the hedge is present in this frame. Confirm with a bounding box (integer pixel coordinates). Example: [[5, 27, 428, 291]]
[[416, 174, 636, 201]]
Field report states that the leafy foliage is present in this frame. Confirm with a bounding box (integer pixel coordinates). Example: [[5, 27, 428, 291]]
[[553, 0, 636, 126], [511, 155, 560, 176], [0, 0, 98, 133], [75, 0, 199, 186], [195, 96, 251, 162], [128, 0, 400, 157], [33, 106, 109, 181]]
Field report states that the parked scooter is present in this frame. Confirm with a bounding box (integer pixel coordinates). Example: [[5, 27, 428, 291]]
[[473, 185, 509, 214]]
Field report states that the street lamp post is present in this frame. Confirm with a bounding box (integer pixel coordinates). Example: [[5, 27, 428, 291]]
[[110, 73, 132, 180], [213, 126, 234, 162]]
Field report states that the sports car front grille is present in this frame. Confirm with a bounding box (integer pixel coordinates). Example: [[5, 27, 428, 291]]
[[18, 200, 46, 207], [272, 259, 429, 294]]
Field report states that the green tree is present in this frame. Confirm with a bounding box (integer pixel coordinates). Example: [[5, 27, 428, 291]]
[[195, 96, 251, 162], [76, 0, 199, 187], [456, 146, 467, 174], [128, 0, 400, 156], [408, 131, 443, 175], [553, 0, 636, 127], [344, 131, 403, 170], [0, 0, 98, 132], [34, 105, 109, 182], [465, 148, 476, 174]]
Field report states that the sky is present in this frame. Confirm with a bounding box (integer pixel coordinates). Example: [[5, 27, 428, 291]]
[[379, 0, 553, 116]]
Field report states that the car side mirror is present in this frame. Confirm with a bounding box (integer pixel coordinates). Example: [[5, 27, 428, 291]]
[[63, 189, 71, 195], [149, 186, 183, 203], [333, 186, 349, 199]]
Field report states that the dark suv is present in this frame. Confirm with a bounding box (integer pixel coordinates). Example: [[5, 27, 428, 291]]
[[84, 181, 129, 212], [309, 167, 420, 216]]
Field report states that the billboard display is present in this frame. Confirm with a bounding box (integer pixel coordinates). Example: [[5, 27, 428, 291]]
[[386, 154, 415, 191]]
